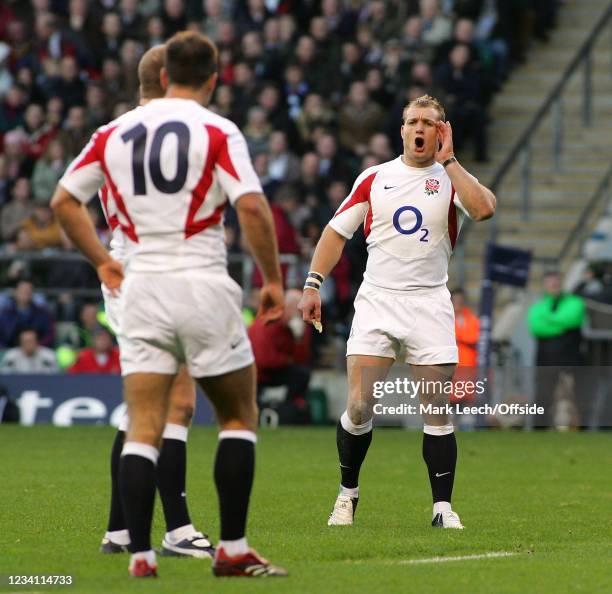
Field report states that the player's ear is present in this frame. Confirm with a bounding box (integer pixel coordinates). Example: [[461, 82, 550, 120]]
[[160, 67, 169, 91], [206, 72, 218, 95]]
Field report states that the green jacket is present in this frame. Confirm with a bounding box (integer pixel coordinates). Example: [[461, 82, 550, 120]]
[[527, 293, 585, 339]]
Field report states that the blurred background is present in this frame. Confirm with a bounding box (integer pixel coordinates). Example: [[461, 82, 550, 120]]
[[0, 0, 610, 430]]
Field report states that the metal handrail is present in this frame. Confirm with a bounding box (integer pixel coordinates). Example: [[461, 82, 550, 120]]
[[0, 253, 301, 299], [556, 164, 612, 259], [487, 1, 612, 237]]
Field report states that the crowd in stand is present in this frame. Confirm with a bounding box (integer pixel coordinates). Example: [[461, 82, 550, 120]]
[[0, 0, 560, 372]]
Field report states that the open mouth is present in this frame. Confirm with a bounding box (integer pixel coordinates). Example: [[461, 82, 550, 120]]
[[414, 137, 425, 151]]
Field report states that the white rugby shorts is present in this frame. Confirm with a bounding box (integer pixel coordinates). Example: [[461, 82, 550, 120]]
[[347, 281, 458, 365], [116, 270, 254, 377]]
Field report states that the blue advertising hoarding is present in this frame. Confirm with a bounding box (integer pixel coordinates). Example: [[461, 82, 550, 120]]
[[0, 374, 215, 426]]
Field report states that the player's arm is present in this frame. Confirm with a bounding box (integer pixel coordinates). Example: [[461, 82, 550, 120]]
[[299, 225, 347, 328], [51, 186, 124, 293], [235, 192, 284, 323], [436, 121, 496, 221]]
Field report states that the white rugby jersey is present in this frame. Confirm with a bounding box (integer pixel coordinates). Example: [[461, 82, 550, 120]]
[[60, 98, 263, 273], [329, 156, 470, 291]]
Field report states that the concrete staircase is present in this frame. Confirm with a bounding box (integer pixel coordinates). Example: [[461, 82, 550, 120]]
[[449, 0, 612, 303]]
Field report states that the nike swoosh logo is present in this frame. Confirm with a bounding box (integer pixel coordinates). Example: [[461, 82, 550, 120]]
[[384, 185, 397, 190], [230, 338, 241, 349], [435, 472, 451, 477]]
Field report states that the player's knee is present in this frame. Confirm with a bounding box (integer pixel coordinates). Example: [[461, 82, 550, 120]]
[[345, 401, 373, 428], [168, 402, 194, 427], [341, 409, 373, 435], [128, 423, 164, 448], [243, 400, 259, 432]]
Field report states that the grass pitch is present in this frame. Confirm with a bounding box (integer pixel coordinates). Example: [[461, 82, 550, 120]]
[[0, 426, 610, 593]]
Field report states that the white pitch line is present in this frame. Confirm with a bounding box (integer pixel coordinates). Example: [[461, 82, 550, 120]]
[[399, 551, 519, 565], [346, 551, 519, 565]]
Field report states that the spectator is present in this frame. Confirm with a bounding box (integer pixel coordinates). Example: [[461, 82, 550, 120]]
[[44, 55, 86, 112], [316, 133, 353, 182], [1, 177, 33, 242], [201, 0, 228, 40], [401, 15, 431, 64], [435, 43, 488, 161], [100, 56, 126, 102], [56, 106, 90, 158], [338, 81, 384, 155], [0, 155, 10, 207], [119, 39, 143, 100], [528, 270, 585, 427], [364, 67, 394, 109], [69, 327, 121, 374], [84, 83, 110, 130], [3, 128, 29, 182], [31, 139, 69, 204], [78, 302, 102, 343], [20, 205, 62, 250], [0, 85, 27, 133], [34, 12, 78, 64], [17, 103, 56, 165], [145, 15, 166, 49], [256, 84, 296, 145], [210, 84, 236, 121], [99, 12, 124, 58], [337, 41, 366, 94], [0, 328, 58, 373], [119, 0, 145, 41], [451, 287, 480, 367], [243, 106, 272, 156], [45, 96, 64, 130], [368, 133, 394, 162], [420, 0, 453, 48], [295, 93, 335, 147], [267, 131, 300, 184], [283, 64, 309, 121], [67, 0, 104, 58], [0, 280, 54, 348], [248, 289, 312, 423], [296, 152, 325, 202], [252, 152, 278, 199], [161, 0, 188, 38], [0, 42, 13, 99]]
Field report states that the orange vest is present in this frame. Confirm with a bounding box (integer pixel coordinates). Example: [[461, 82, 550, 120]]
[[455, 307, 480, 367]]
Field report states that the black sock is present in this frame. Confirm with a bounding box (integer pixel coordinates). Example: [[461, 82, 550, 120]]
[[422, 432, 457, 503], [214, 437, 255, 541], [157, 438, 191, 532], [107, 430, 125, 532], [336, 420, 373, 491], [119, 453, 157, 552]]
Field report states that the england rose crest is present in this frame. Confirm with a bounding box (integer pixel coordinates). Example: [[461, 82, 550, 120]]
[[425, 178, 440, 196]]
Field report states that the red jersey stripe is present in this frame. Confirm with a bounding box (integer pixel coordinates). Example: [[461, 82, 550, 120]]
[[448, 185, 458, 250], [94, 126, 139, 243], [99, 185, 119, 231], [71, 126, 116, 172], [184, 125, 232, 238], [335, 171, 377, 219], [205, 124, 240, 181]]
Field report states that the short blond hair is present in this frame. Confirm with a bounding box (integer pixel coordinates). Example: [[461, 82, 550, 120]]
[[402, 94, 445, 122], [138, 44, 166, 100]]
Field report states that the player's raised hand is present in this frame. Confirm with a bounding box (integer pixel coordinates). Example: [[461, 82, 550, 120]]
[[435, 120, 454, 164], [97, 259, 124, 296], [298, 288, 322, 330], [258, 281, 285, 324]]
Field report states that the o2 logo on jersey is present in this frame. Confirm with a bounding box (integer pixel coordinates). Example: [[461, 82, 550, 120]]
[[392, 206, 429, 242]]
